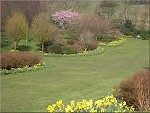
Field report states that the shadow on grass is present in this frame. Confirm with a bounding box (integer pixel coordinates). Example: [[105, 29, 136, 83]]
[[143, 67, 150, 70]]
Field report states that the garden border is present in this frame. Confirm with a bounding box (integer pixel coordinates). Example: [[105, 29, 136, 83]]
[[0, 62, 55, 75], [99, 37, 127, 47]]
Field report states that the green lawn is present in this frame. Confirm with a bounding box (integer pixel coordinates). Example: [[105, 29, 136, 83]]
[[1, 38, 149, 112]]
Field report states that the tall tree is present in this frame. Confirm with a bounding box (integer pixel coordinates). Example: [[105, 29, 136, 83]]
[[5, 11, 28, 51], [96, 1, 118, 20], [30, 13, 55, 53]]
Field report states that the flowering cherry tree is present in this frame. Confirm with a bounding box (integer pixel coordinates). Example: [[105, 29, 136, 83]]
[[52, 10, 80, 29]]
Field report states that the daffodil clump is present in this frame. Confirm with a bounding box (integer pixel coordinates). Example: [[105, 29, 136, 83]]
[[44, 47, 104, 57], [47, 94, 135, 112], [9, 49, 20, 52], [0, 62, 53, 75], [100, 37, 126, 47]]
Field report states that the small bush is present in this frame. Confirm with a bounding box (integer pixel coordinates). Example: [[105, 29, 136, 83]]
[[1, 32, 13, 48], [88, 42, 98, 50], [61, 45, 78, 55], [1, 52, 41, 70], [73, 41, 83, 52], [114, 71, 150, 111], [67, 39, 77, 45], [140, 30, 150, 40], [52, 33, 66, 46], [47, 45, 62, 54], [17, 45, 32, 51], [124, 19, 134, 29], [98, 34, 118, 42], [38, 40, 53, 52]]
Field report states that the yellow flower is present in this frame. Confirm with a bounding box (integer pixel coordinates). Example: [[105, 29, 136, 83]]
[[101, 108, 106, 112], [56, 100, 64, 109], [95, 100, 103, 107], [47, 105, 54, 112], [123, 101, 126, 106], [65, 105, 74, 112], [90, 108, 97, 112], [130, 106, 135, 111], [112, 89, 116, 92], [70, 100, 75, 107], [119, 103, 123, 108], [51, 104, 56, 108]]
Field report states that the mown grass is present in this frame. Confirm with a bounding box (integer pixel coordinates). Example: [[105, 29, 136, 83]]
[[1, 38, 149, 112]]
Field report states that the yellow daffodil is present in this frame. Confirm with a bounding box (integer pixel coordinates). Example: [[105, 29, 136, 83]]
[[90, 108, 97, 112], [47, 105, 54, 112], [65, 105, 74, 112]]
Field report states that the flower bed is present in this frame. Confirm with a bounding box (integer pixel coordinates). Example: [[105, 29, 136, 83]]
[[99, 37, 126, 47], [44, 47, 104, 57], [47, 94, 135, 112], [0, 62, 54, 75]]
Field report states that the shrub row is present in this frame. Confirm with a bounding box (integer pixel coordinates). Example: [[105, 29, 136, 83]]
[[47, 45, 78, 55], [99, 37, 126, 47], [44, 47, 104, 57], [1, 52, 41, 70], [119, 20, 150, 40], [114, 71, 150, 111], [46, 40, 99, 55]]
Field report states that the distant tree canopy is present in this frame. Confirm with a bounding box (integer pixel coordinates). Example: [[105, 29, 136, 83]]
[[1, 1, 41, 31], [128, 0, 150, 4], [95, 1, 118, 20]]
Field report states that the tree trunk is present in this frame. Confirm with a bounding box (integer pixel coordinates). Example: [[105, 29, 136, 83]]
[[26, 38, 28, 42], [42, 43, 44, 54], [123, 0, 128, 23], [14, 41, 18, 51]]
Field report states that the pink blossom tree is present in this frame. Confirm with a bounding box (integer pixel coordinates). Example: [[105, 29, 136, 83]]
[[52, 10, 80, 29]]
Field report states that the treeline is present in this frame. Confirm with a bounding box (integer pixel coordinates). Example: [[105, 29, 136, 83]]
[[128, 0, 150, 4]]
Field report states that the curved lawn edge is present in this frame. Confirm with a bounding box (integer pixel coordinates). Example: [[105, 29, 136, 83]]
[[0, 62, 55, 75], [43, 47, 104, 57]]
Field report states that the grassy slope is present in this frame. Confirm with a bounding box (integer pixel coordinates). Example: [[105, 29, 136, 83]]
[[1, 38, 149, 112]]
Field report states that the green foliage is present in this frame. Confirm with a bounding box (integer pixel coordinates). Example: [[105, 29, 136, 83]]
[[5, 11, 28, 51], [124, 20, 134, 29], [120, 27, 150, 40], [47, 45, 62, 54], [98, 34, 119, 42], [61, 45, 78, 55], [1, 32, 13, 48], [17, 45, 32, 51], [63, 30, 78, 40], [140, 30, 150, 40], [119, 19, 149, 40]]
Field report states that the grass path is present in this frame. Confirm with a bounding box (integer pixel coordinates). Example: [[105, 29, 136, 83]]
[[1, 38, 149, 112]]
